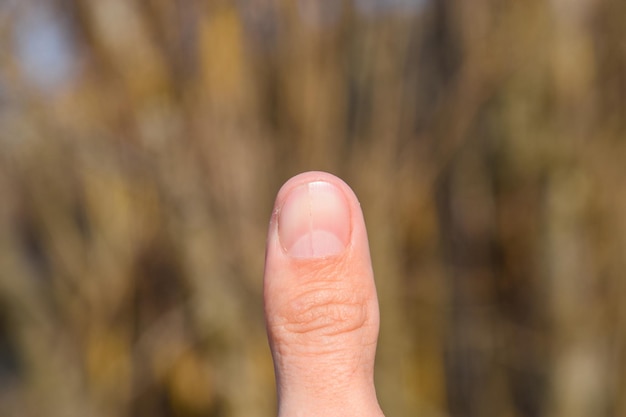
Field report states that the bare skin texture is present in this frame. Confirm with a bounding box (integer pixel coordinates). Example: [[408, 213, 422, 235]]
[[264, 171, 385, 417]]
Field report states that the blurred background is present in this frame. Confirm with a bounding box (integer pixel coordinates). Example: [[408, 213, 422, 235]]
[[0, 0, 625, 416]]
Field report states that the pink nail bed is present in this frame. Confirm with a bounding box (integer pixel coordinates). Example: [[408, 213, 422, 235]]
[[278, 181, 351, 259]]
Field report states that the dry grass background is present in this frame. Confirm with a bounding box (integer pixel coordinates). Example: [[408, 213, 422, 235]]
[[0, 0, 625, 416]]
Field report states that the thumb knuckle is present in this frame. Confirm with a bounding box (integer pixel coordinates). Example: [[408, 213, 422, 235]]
[[279, 284, 368, 338]]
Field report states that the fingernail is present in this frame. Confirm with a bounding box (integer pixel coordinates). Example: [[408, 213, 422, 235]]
[[278, 181, 351, 258]]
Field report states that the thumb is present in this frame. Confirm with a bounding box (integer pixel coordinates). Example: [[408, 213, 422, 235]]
[[264, 171, 384, 417]]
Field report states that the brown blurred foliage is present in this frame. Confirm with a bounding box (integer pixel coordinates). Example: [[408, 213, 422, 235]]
[[0, 0, 625, 416]]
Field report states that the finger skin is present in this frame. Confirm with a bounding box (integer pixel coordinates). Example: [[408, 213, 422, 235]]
[[264, 171, 384, 417]]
